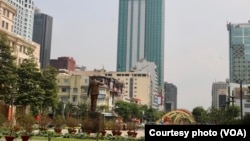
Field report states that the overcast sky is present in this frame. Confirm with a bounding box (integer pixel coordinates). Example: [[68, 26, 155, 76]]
[[34, 0, 250, 111]]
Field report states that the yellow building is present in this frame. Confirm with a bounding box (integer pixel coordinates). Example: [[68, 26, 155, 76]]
[[56, 69, 122, 112]]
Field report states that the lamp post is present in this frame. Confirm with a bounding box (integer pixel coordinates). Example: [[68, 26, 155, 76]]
[[142, 111, 144, 124], [226, 79, 230, 109], [8, 84, 15, 128], [62, 101, 67, 119], [239, 80, 243, 120]]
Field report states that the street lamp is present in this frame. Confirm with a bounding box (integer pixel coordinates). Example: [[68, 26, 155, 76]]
[[239, 80, 243, 120], [62, 99, 69, 119], [9, 85, 14, 128], [142, 111, 144, 124], [112, 105, 118, 117], [226, 79, 230, 109], [226, 79, 235, 109], [235, 79, 243, 120]]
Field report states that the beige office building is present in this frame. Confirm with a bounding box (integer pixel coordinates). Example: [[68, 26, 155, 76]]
[[0, 0, 40, 67], [105, 71, 152, 106]]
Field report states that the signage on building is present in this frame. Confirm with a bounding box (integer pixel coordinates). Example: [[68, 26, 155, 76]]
[[154, 94, 162, 105], [98, 94, 106, 99]]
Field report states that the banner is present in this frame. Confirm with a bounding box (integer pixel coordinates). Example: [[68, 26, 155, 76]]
[[145, 125, 250, 140]]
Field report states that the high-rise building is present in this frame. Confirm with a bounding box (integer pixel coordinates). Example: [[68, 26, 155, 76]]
[[211, 82, 227, 108], [116, 0, 165, 87], [7, 0, 35, 40], [164, 82, 177, 112], [227, 21, 250, 83], [132, 59, 160, 109], [33, 8, 53, 69]]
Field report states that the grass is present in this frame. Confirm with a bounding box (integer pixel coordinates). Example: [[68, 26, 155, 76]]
[[30, 136, 110, 141]]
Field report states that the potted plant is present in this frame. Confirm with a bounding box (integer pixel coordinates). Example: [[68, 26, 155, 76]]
[[38, 114, 51, 132], [53, 115, 65, 133], [65, 117, 78, 134], [81, 119, 92, 135], [2, 121, 18, 141], [127, 122, 137, 137], [17, 114, 36, 141], [111, 120, 122, 136]]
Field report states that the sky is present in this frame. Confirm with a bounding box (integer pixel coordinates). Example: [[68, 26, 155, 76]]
[[34, 0, 250, 112]]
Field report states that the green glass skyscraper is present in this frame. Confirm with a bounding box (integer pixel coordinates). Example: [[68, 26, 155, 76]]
[[227, 21, 250, 83], [116, 0, 165, 86]]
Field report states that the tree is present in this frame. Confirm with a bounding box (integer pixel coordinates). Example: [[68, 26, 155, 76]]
[[16, 47, 44, 114], [40, 65, 58, 113], [143, 106, 161, 123], [221, 105, 240, 124], [16, 59, 43, 104], [192, 106, 208, 124], [114, 101, 134, 121], [242, 113, 250, 124], [0, 32, 18, 104]]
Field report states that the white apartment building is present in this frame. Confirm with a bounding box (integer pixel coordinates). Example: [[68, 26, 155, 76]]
[[7, 0, 35, 40], [132, 59, 159, 108]]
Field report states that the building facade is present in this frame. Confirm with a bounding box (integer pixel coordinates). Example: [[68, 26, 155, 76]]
[[33, 8, 53, 69], [7, 0, 35, 40], [0, 0, 40, 67], [116, 0, 165, 87], [50, 56, 76, 71], [211, 82, 227, 109], [132, 59, 160, 108], [226, 82, 250, 118], [105, 71, 152, 106], [164, 82, 177, 112], [217, 89, 227, 108], [56, 70, 123, 112], [227, 21, 250, 84]]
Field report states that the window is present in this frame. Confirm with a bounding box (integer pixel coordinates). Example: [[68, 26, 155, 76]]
[[23, 47, 26, 53], [244, 103, 250, 108], [82, 88, 87, 94], [3, 9, 6, 16], [2, 21, 5, 28], [62, 88, 67, 92], [6, 23, 8, 30], [73, 88, 78, 94], [73, 96, 77, 102], [19, 46, 22, 52], [64, 79, 69, 83]]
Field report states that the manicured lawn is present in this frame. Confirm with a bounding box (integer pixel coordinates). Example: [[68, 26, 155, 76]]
[[30, 136, 110, 141]]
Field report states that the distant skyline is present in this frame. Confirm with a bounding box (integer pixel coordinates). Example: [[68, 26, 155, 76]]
[[34, 0, 250, 111]]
